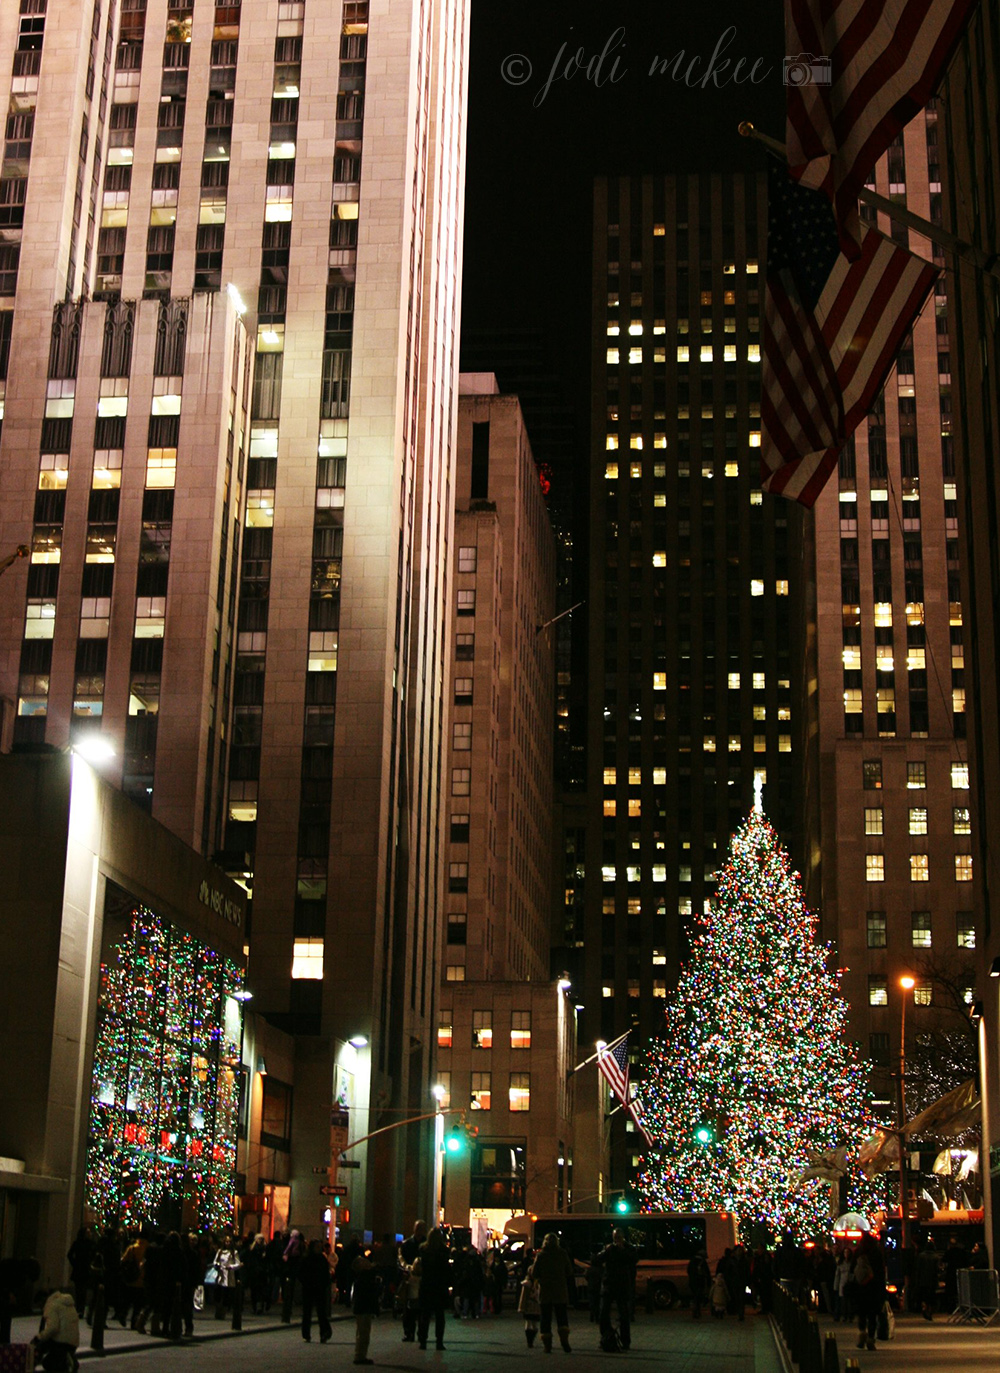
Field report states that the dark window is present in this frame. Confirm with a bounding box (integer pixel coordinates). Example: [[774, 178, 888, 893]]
[[259, 1077, 293, 1151], [471, 421, 490, 499]]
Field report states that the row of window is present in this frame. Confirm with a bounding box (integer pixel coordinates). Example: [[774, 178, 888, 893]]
[[863, 759, 968, 789], [865, 853, 972, 881], [868, 977, 973, 1008], [434, 1072, 530, 1113], [864, 805, 970, 835], [437, 1011, 532, 1051], [866, 909, 975, 949]]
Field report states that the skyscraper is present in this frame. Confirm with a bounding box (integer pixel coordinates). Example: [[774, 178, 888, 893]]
[[582, 173, 799, 1194], [0, 0, 468, 1232], [805, 111, 978, 1120]]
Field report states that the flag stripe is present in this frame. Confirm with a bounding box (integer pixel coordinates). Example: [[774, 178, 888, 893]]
[[786, 0, 975, 255]]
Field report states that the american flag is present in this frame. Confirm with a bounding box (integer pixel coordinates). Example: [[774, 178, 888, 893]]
[[785, 0, 975, 256], [597, 1035, 653, 1148], [761, 162, 938, 506]]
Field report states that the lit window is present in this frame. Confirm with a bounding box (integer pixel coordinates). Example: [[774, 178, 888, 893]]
[[910, 853, 929, 882], [651, 865, 667, 882], [435, 1072, 451, 1107], [724, 345, 737, 361], [957, 913, 976, 949], [627, 798, 640, 817], [907, 647, 926, 670], [955, 855, 973, 882], [953, 688, 966, 713], [151, 391, 183, 415], [747, 344, 761, 362], [445, 965, 465, 982], [291, 938, 324, 979], [630, 462, 641, 478], [472, 1011, 492, 1050], [146, 448, 177, 488], [602, 866, 616, 882], [728, 736, 741, 752], [906, 603, 925, 626], [603, 799, 616, 816], [603, 768, 616, 786], [605, 462, 619, 479], [908, 807, 928, 835], [843, 646, 861, 670], [676, 346, 690, 362], [652, 768, 666, 785], [629, 348, 642, 364], [869, 977, 888, 1007], [602, 984, 614, 998], [308, 631, 338, 672], [652, 551, 666, 567], [866, 855, 885, 882], [953, 806, 971, 834], [913, 980, 933, 1007], [911, 911, 932, 948], [951, 763, 969, 789], [437, 1013, 452, 1049], [866, 910, 886, 949], [246, 490, 275, 528], [470, 1073, 491, 1109], [865, 808, 883, 836], [844, 689, 863, 715], [700, 346, 713, 362], [511, 1011, 531, 1050], [606, 433, 619, 448], [653, 672, 666, 690], [753, 673, 765, 690], [725, 461, 739, 477], [749, 432, 761, 448], [628, 768, 641, 784], [776, 580, 789, 595], [607, 349, 620, 364], [874, 602, 892, 627], [778, 735, 792, 752], [135, 596, 165, 638], [751, 579, 764, 596], [907, 762, 926, 789], [509, 1073, 530, 1112]]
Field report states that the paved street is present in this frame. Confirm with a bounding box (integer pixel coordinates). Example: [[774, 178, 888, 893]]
[[8, 1308, 783, 1372]]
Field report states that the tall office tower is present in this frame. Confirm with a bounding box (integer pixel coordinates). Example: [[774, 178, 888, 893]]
[[444, 376, 556, 985], [581, 174, 799, 1193], [0, 0, 468, 1232], [435, 375, 570, 1225], [806, 112, 977, 1120], [940, 7, 1000, 1254]]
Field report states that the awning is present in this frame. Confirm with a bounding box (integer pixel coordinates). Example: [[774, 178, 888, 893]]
[[904, 1080, 980, 1139]]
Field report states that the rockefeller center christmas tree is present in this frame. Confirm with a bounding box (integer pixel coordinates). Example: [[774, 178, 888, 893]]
[[637, 799, 876, 1237]]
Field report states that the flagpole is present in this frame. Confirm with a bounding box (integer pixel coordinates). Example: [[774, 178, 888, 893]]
[[569, 1029, 630, 1076], [738, 122, 1000, 284]]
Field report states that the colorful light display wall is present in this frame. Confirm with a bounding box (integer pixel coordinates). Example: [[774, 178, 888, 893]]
[[84, 893, 244, 1231]]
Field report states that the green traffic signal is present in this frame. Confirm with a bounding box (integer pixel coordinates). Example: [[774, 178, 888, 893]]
[[445, 1130, 464, 1154], [615, 1197, 630, 1214], [695, 1125, 714, 1146]]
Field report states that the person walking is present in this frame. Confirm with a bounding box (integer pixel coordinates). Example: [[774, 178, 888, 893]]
[[915, 1237, 939, 1321], [66, 1227, 95, 1319], [300, 1239, 333, 1343], [352, 1250, 382, 1365], [518, 1258, 541, 1348], [281, 1229, 305, 1322], [710, 1269, 728, 1319], [596, 1229, 636, 1350], [32, 1288, 80, 1372], [731, 1245, 751, 1322], [852, 1234, 886, 1353], [687, 1249, 711, 1319], [399, 1222, 427, 1342], [416, 1228, 451, 1351], [529, 1231, 575, 1354]]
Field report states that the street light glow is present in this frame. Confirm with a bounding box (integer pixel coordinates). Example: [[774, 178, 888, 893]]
[[432, 1083, 446, 1102], [899, 975, 916, 990], [348, 1034, 369, 1048], [73, 735, 116, 763]]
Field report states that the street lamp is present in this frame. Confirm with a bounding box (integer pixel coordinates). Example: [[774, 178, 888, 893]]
[[898, 974, 916, 1257]]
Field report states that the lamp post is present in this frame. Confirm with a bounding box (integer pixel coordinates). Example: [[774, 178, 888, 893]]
[[898, 974, 916, 1258]]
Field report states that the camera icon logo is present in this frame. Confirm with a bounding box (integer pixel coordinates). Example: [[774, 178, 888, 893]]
[[783, 54, 832, 86]]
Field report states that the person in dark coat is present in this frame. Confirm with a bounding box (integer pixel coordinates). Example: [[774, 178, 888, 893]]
[[156, 1232, 186, 1340], [943, 1236, 968, 1313], [529, 1231, 575, 1354], [243, 1234, 269, 1316], [687, 1249, 711, 1319], [595, 1229, 637, 1349], [915, 1238, 939, 1321], [399, 1221, 427, 1341], [300, 1239, 333, 1343], [752, 1244, 774, 1314], [281, 1230, 305, 1323], [852, 1234, 886, 1353], [135, 1230, 163, 1335], [67, 1226, 96, 1317], [352, 1252, 382, 1364], [731, 1245, 751, 1322], [417, 1227, 451, 1351], [181, 1232, 203, 1337]]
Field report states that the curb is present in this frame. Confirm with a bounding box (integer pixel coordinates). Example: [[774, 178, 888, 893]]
[[77, 1314, 355, 1360], [767, 1314, 795, 1373]]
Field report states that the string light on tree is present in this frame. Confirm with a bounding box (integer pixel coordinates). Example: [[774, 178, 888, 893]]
[[637, 805, 879, 1238]]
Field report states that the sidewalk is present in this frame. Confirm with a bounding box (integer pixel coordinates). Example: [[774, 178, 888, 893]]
[[795, 1307, 1000, 1372], [8, 1304, 352, 1360]]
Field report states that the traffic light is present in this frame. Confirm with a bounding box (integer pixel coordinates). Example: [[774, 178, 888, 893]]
[[695, 1124, 715, 1146], [330, 1188, 347, 1207], [615, 1196, 630, 1214], [444, 1118, 480, 1154]]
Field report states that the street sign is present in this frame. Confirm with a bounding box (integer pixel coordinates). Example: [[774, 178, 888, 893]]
[[330, 1110, 350, 1131], [338, 1159, 361, 1169], [320, 1185, 348, 1198], [312, 1166, 329, 1174]]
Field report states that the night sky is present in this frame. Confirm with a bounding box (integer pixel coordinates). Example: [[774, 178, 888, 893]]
[[460, 0, 785, 420]]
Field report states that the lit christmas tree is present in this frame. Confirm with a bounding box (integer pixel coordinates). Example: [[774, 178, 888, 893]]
[[637, 796, 878, 1238]]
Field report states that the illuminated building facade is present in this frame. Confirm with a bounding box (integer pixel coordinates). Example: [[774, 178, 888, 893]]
[[0, 0, 468, 1234]]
